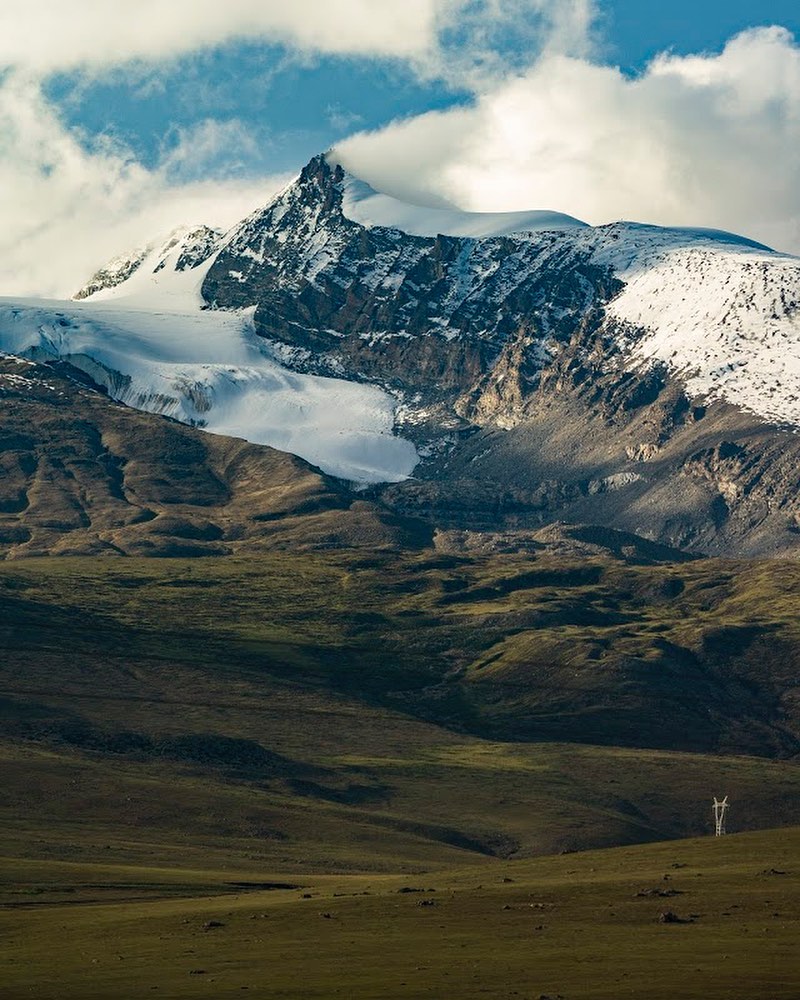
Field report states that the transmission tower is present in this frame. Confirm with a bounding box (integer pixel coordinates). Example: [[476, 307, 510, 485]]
[[713, 796, 729, 836]]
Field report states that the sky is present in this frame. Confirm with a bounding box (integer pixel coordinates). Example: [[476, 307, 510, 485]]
[[0, 0, 798, 296]]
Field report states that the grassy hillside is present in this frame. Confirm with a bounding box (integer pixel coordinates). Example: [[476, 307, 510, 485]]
[[4, 551, 800, 753], [2, 527, 800, 996], [0, 356, 429, 557], [2, 828, 798, 999], [2, 552, 800, 874]]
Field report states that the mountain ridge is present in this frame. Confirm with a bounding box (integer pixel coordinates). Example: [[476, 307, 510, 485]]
[[0, 353, 429, 558], [2, 151, 799, 557]]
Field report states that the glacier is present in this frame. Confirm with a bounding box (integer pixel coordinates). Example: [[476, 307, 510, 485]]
[[0, 235, 419, 485]]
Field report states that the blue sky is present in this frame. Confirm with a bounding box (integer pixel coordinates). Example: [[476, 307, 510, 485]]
[[44, 48, 467, 177], [0, 0, 798, 295], [606, 0, 799, 66]]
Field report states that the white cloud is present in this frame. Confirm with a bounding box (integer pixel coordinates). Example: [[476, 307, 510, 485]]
[[0, 1, 443, 72], [0, 75, 283, 297], [158, 118, 264, 181], [326, 105, 365, 133], [335, 27, 800, 253], [426, 0, 597, 85], [0, 1, 597, 89]]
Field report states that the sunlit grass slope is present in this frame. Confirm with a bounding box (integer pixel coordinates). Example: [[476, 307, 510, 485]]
[[2, 552, 800, 871]]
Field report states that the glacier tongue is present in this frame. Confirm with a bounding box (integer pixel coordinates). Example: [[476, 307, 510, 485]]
[[0, 297, 419, 485]]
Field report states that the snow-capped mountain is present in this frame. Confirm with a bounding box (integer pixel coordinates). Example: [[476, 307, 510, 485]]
[[203, 155, 800, 427], [0, 212, 420, 485], [3, 151, 800, 555]]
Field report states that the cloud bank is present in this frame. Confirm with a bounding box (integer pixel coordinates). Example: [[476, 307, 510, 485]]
[[0, 1, 595, 87], [336, 26, 800, 254], [0, 1, 444, 72]]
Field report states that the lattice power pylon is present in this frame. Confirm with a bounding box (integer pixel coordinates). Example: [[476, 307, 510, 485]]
[[713, 796, 729, 836]]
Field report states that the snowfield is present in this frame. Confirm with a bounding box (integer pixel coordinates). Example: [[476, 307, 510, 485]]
[[0, 238, 419, 485], [588, 224, 800, 426]]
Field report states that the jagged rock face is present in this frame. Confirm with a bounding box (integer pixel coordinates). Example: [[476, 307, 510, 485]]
[[379, 314, 800, 557], [203, 156, 621, 399], [155, 225, 223, 273], [382, 358, 800, 557], [198, 154, 800, 555]]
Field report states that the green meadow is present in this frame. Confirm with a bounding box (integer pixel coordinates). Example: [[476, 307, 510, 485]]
[[2, 552, 800, 996]]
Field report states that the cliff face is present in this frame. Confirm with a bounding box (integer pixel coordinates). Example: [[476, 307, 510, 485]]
[[203, 156, 621, 396]]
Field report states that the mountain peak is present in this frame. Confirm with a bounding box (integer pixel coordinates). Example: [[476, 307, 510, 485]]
[[294, 153, 347, 215], [73, 224, 223, 303]]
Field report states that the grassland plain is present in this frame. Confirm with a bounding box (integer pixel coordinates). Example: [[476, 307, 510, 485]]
[[2, 552, 800, 995], [1, 829, 798, 999]]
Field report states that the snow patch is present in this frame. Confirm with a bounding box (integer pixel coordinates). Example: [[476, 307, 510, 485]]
[[598, 231, 800, 426]]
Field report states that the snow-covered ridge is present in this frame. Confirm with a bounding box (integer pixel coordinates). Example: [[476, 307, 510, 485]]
[[603, 237, 800, 426], [74, 225, 223, 303], [337, 170, 588, 238], [73, 246, 151, 301]]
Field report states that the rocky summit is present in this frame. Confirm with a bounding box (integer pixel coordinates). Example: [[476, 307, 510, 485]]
[[202, 154, 800, 557]]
